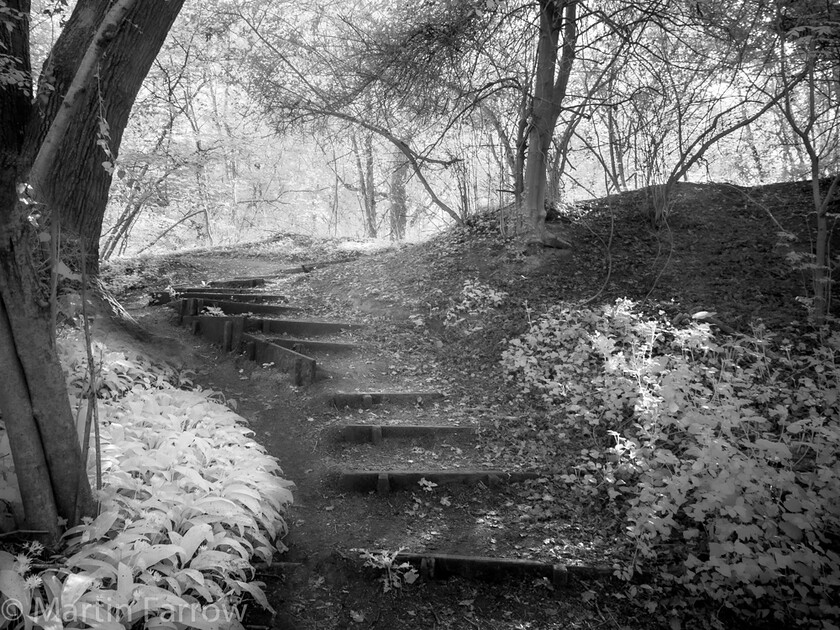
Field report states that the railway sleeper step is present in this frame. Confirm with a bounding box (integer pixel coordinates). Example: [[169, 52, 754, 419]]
[[252, 555, 615, 589], [242, 334, 316, 387], [340, 424, 476, 443], [179, 315, 318, 386], [154, 290, 289, 305], [180, 311, 362, 337], [391, 552, 614, 587], [330, 391, 444, 409], [174, 298, 300, 316], [174, 286, 259, 294], [263, 336, 358, 354], [337, 469, 541, 493], [208, 277, 267, 288]]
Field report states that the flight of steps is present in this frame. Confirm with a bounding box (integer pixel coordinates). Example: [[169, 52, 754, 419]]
[[153, 272, 613, 592]]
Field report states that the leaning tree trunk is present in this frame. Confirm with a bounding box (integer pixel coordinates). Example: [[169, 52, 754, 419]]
[[23, 0, 186, 275], [522, 0, 577, 247], [30, 0, 186, 339]]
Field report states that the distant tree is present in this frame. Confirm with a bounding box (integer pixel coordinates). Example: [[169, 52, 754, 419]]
[[320, 0, 660, 246]]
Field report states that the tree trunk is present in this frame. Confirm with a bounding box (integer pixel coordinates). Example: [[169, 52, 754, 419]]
[[0, 0, 185, 542], [811, 175, 838, 325], [101, 164, 149, 260], [0, 228, 95, 537], [1, 0, 94, 543], [23, 0, 186, 274], [352, 133, 378, 237], [389, 148, 410, 241], [522, 0, 577, 247], [606, 103, 628, 191]]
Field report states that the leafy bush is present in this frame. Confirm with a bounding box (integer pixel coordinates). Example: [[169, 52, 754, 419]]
[[59, 339, 191, 401], [0, 342, 292, 630], [502, 299, 840, 626]]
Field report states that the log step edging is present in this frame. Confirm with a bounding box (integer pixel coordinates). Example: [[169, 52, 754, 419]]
[[208, 277, 267, 288], [181, 314, 247, 350], [152, 290, 290, 305], [175, 286, 256, 294], [177, 316, 318, 386], [241, 333, 317, 387], [337, 470, 541, 493], [250, 317, 363, 337], [340, 424, 477, 443], [182, 299, 301, 316], [392, 552, 614, 586], [267, 337, 359, 354], [179, 310, 362, 338], [330, 391, 444, 409]]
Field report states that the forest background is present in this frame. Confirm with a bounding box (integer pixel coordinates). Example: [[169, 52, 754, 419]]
[[28, 0, 830, 257]]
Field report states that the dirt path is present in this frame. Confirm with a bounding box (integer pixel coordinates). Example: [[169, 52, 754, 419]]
[[102, 180, 839, 630], [124, 266, 642, 630]]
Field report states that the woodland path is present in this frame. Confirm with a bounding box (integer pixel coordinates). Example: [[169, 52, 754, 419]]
[[122, 254, 640, 630], [103, 181, 835, 629]]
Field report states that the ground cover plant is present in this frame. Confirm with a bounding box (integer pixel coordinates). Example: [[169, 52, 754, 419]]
[[502, 298, 840, 627], [0, 335, 292, 630]]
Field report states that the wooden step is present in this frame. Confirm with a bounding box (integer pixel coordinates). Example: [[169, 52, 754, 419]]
[[179, 312, 361, 338], [172, 291, 288, 303], [266, 337, 358, 354], [336, 469, 541, 493], [251, 317, 363, 337], [176, 286, 255, 293], [208, 277, 266, 288], [179, 316, 318, 386], [176, 298, 300, 316], [242, 334, 316, 386], [392, 552, 612, 586], [340, 424, 476, 443], [154, 291, 290, 305], [329, 391, 444, 409]]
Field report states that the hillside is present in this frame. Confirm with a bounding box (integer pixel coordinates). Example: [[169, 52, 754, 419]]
[[100, 180, 839, 630]]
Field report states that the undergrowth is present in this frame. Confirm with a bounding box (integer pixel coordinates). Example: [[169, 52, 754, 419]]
[[501, 298, 840, 628], [0, 337, 292, 630]]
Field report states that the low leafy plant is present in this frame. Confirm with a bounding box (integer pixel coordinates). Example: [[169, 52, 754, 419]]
[[59, 338, 190, 401], [354, 548, 418, 593], [0, 341, 292, 630], [502, 299, 840, 626]]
